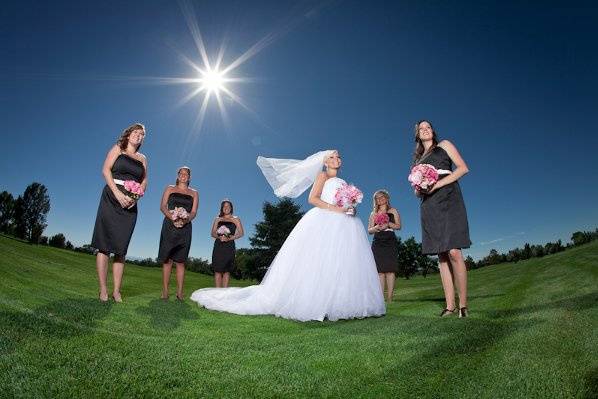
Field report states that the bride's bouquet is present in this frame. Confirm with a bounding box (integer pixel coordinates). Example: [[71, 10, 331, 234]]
[[170, 207, 189, 228], [334, 183, 363, 216], [123, 180, 145, 200], [408, 164, 439, 193]]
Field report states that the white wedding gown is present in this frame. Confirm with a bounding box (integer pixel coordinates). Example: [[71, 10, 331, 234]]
[[190, 177, 386, 321]]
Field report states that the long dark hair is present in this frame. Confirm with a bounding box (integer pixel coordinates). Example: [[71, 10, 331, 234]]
[[175, 166, 191, 186], [117, 123, 145, 151], [413, 120, 439, 163], [219, 200, 234, 217]]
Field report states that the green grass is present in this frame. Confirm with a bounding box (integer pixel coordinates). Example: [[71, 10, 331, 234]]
[[0, 235, 596, 398]]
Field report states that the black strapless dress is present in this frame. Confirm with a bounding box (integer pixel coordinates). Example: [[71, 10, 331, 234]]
[[91, 154, 145, 256], [212, 220, 236, 273], [157, 192, 194, 263], [418, 146, 471, 255], [371, 213, 399, 273]]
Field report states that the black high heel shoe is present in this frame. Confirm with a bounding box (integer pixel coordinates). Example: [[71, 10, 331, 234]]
[[439, 308, 456, 317], [459, 307, 468, 318]]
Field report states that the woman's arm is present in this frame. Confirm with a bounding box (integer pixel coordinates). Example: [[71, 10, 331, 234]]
[[430, 140, 469, 192], [367, 212, 380, 234], [186, 189, 199, 223], [230, 217, 244, 240], [138, 153, 148, 192], [307, 172, 345, 213], [389, 208, 401, 230], [102, 145, 132, 208], [159, 186, 175, 219], [210, 218, 220, 239]]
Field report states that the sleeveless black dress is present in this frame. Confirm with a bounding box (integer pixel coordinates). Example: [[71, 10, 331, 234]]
[[212, 220, 236, 273], [371, 213, 399, 273], [157, 192, 194, 263], [418, 146, 471, 255], [91, 154, 145, 256]]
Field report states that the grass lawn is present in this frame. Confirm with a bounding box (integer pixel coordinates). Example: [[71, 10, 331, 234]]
[[0, 235, 597, 398]]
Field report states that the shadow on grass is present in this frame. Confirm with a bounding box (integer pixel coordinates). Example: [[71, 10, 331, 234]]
[[583, 366, 598, 399], [398, 294, 504, 304], [483, 292, 598, 319], [135, 299, 199, 331], [0, 298, 112, 355]]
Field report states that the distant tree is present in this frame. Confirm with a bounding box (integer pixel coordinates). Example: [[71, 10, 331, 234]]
[[186, 257, 212, 274], [49, 233, 66, 248], [0, 191, 15, 233], [39, 236, 49, 245], [397, 237, 418, 279], [530, 244, 545, 258], [249, 199, 304, 281], [232, 248, 259, 280], [65, 241, 74, 250], [483, 249, 502, 266], [74, 244, 96, 255], [464, 255, 476, 270], [13, 196, 26, 239], [16, 183, 50, 242]]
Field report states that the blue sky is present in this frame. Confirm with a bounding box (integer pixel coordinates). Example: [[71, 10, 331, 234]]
[[2, 0, 597, 261]]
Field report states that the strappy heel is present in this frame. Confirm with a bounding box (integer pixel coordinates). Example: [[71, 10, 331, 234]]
[[439, 308, 456, 317], [459, 307, 468, 318]]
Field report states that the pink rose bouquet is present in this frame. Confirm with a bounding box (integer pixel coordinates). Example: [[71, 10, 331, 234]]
[[334, 183, 363, 215], [217, 225, 231, 237], [123, 180, 145, 200], [408, 164, 439, 192], [374, 213, 390, 226], [170, 207, 189, 221]]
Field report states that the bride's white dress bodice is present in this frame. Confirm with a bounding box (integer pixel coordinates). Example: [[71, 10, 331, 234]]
[[320, 177, 345, 205]]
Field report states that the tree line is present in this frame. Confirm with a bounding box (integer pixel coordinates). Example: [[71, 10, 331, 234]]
[[2, 185, 596, 280], [465, 229, 598, 269]]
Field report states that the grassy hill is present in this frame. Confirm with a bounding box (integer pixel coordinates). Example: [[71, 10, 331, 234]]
[[0, 235, 596, 398]]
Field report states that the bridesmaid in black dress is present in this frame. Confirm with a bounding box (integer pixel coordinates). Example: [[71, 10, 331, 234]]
[[158, 167, 198, 300], [368, 190, 401, 303], [210, 199, 244, 288], [413, 120, 471, 317], [91, 123, 147, 303]]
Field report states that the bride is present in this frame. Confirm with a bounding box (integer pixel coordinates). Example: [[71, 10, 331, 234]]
[[190, 150, 385, 321]]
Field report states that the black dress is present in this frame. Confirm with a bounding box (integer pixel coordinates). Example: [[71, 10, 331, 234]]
[[157, 192, 194, 263], [212, 220, 237, 273], [371, 213, 399, 273], [418, 146, 471, 255], [91, 154, 145, 256]]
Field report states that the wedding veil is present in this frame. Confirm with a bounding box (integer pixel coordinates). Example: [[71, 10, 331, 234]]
[[257, 150, 334, 198]]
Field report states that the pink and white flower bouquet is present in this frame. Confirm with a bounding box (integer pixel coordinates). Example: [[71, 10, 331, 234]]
[[217, 225, 232, 237], [123, 180, 145, 200], [170, 207, 189, 228], [408, 164, 439, 192], [374, 212, 390, 226], [334, 183, 363, 216]]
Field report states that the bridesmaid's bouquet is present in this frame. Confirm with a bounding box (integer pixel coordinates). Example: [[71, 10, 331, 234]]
[[123, 180, 145, 200], [374, 213, 390, 226], [170, 207, 189, 228], [408, 164, 439, 192], [217, 225, 232, 238], [334, 183, 363, 216]]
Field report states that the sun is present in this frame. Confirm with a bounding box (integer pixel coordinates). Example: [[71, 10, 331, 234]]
[[198, 67, 226, 94]]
